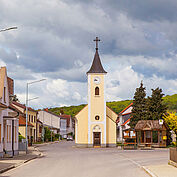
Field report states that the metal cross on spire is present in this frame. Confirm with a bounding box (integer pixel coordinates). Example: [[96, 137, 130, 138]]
[[93, 37, 101, 50]]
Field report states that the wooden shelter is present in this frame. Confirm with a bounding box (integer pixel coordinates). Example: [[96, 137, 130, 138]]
[[135, 120, 167, 148]]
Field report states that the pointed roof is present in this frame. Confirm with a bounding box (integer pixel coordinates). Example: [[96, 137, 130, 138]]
[[87, 49, 107, 74]]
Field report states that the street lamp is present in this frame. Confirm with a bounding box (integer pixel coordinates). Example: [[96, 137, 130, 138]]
[[0, 26, 17, 32], [25, 79, 46, 154]]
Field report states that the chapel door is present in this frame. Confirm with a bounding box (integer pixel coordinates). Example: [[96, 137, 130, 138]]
[[93, 132, 101, 146]]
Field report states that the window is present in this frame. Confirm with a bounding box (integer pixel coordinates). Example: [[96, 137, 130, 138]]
[[95, 115, 100, 120], [31, 115, 33, 123], [34, 116, 36, 123], [29, 115, 30, 122], [4, 87, 6, 103], [95, 87, 99, 96], [160, 131, 162, 143], [141, 131, 144, 143], [152, 131, 158, 143]]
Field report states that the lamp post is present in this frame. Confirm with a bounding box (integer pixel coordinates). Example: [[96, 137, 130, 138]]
[[0, 26, 17, 32], [25, 79, 46, 154]]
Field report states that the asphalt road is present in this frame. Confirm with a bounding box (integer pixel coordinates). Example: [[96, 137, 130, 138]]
[[0, 141, 169, 177]]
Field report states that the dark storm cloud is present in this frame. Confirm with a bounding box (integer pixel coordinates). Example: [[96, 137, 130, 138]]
[[67, 0, 177, 22], [0, 0, 177, 82]]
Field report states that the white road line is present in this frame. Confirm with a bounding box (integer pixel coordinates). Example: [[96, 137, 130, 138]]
[[118, 153, 158, 177]]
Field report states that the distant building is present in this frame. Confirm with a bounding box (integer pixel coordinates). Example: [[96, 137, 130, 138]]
[[36, 119, 43, 142], [59, 114, 74, 138], [38, 109, 60, 134], [117, 103, 133, 142], [12, 101, 38, 143]]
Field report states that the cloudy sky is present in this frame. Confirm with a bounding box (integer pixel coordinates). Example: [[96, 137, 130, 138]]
[[0, 0, 177, 109]]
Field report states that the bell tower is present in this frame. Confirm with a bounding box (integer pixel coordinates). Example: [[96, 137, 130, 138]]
[[87, 37, 107, 147]]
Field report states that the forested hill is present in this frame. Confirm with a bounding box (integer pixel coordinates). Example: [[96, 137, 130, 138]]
[[49, 94, 177, 117]]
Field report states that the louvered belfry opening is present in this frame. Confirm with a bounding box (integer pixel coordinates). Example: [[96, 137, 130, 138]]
[[95, 87, 99, 96]]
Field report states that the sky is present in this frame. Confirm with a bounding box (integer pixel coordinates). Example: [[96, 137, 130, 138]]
[[0, 0, 177, 109]]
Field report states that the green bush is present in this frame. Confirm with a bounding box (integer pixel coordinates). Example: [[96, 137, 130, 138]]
[[19, 134, 25, 142]]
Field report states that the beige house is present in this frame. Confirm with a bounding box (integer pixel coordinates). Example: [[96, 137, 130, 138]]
[[36, 119, 43, 142], [75, 40, 118, 147], [12, 101, 38, 143], [0, 67, 19, 157]]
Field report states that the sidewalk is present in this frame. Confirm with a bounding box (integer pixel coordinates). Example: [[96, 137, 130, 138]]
[[144, 164, 177, 177], [0, 146, 42, 174]]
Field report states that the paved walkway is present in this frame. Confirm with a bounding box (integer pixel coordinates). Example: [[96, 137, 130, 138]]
[[145, 164, 177, 177], [0, 146, 41, 174]]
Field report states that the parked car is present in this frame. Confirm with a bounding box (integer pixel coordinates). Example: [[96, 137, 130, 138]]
[[67, 136, 73, 141]]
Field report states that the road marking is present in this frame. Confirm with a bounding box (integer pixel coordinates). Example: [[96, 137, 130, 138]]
[[118, 153, 157, 177]]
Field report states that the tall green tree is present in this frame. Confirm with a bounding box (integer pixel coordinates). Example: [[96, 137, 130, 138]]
[[146, 87, 167, 120], [129, 81, 147, 128]]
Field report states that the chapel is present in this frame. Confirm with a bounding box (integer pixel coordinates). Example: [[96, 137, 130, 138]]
[[75, 37, 118, 147]]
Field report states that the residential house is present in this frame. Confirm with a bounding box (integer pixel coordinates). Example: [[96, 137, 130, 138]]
[[18, 115, 34, 142], [0, 67, 19, 157], [58, 116, 67, 138], [59, 114, 74, 137], [12, 101, 38, 143], [117, 103, 133, 142], [36, 119, 43, 142], [38, 109, 60, 135]]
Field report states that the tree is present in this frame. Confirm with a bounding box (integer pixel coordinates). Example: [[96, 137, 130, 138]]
[[163, 112, 177, 145], [129, 81, 147, 128], [146, 87, 167, 120]]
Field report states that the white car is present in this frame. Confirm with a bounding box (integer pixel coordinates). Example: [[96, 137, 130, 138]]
[[66, 137, 73, 141]]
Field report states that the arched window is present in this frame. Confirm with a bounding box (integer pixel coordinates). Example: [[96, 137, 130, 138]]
[[95, 87, 99, 96], [95, 115, 100, 120]]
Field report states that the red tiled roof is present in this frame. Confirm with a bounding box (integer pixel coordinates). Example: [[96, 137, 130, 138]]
[[12, 101, 37, 112], [122, 112, 131, 116], [59, 114, 71, 119], [122, 118, 130, 126], [119, 103, 133, 115], [59, 114, 72, 127], [0, 102, 7, 108], [19, 115, 34, 127]]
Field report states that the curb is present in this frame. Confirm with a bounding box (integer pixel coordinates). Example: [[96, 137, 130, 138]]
[[168, 160, 177, 168], [141, 166, 157, 177], [0, 147, 43, 174]]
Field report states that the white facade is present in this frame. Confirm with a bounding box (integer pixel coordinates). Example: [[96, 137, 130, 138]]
[[0, 67, 19, 158], [117, 104, 133, 142], [38, 110, 60, 133], [59, 118, 67, 137]]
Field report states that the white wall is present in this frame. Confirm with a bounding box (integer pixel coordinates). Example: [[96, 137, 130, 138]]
[[38, 111, 60, 129], [60, 118, 67, 136]]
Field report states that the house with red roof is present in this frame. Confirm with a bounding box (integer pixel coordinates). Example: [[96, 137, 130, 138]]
[[12, 101, 38, 143], [117, 103, 136, 142], [38, 109, 61, 137], [59, 114, 74, 138]]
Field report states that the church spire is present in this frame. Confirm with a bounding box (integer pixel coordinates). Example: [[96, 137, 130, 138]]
[[87, 37, 107, 74]]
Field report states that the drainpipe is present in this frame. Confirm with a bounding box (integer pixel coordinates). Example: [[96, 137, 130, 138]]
[[12, 120, 14, 156]]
